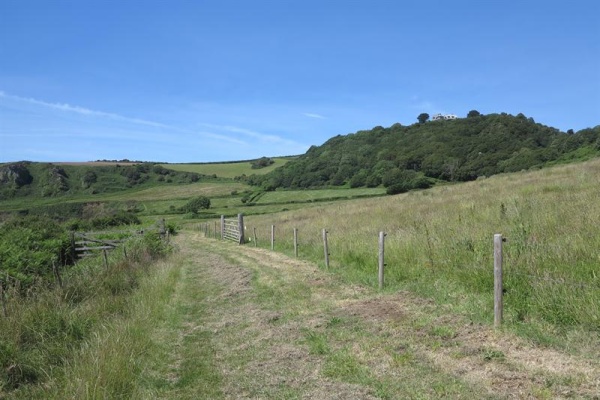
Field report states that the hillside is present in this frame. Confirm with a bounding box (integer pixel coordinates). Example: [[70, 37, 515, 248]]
[[247, 112, 600, 192], [0, 162, 210, 201]]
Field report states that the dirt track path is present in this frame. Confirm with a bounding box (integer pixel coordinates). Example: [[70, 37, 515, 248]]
[[161, 232, 600, 399]]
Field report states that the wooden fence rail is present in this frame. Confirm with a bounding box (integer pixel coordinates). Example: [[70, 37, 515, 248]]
[[72, 232, 127, 259]]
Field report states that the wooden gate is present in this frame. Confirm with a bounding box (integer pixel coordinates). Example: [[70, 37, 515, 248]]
[[221, 214, 245, 244], [72, 231, 128, 259]]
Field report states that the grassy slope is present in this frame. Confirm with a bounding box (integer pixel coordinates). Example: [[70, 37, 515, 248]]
[[238, 158, 600, 351], [163, 157, 294, 179]]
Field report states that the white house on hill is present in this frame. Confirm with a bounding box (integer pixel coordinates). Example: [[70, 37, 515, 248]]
[[431, 113, 458, 121]]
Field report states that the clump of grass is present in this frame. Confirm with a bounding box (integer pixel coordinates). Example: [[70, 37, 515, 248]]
[[303, 330, 330, 355]]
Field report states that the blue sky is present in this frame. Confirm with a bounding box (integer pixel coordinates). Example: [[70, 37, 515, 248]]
[[1, 0, 599, 163]]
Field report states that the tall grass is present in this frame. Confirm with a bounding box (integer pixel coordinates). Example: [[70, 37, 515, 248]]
[[0, 232, 172, 397], [240, 159, 600, 348]]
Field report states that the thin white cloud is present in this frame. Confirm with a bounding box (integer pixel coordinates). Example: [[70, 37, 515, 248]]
[[0, 91, 248, 145], [0, 91, 170, 129], [200, 123, 304, 147], [303, 112, 326, 119], [194, 130, 248, 145]]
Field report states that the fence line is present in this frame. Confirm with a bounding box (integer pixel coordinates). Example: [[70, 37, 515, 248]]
[[237, 224, 597, 329]]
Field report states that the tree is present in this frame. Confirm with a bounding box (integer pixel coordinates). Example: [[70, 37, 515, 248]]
[[182, 196, 211, 214], [417, 113, 430, 124], [251, 157, 274, 169], [467, 110, 481, 118], [81, 170, 97, 188]]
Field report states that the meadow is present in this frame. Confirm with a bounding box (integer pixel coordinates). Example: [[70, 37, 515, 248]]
[[2, 157, 600, 396], [2, 157, 599, 357], [215, 159, 600, 353]]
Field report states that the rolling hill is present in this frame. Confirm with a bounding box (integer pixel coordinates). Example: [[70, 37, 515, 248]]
[[246, 112, 600, 193]]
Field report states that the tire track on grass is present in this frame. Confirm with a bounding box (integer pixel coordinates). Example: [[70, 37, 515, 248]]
[[197, 234, 600, 399]]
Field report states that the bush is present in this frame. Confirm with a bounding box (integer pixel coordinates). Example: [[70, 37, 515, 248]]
[[386, 182, 410, 195], [90, 211, 141, 230], [180, 196, 211, 213], [0, 216, 71, 284]]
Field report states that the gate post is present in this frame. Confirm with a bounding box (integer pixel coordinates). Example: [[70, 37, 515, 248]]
[[238, 214, 244, 245], [221, 215, 225, 240]]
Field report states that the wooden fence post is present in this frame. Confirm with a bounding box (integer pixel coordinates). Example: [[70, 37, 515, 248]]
[[214, 221, 217, 239], [0, 283, 7, 318], [271, 225, 275, 250], [238, 214, 245, 244], [322, 229, 330, 268], [159, 218, 166, 237], [52, 260, 63, 288], [253, 227, 257, 247], [70, 231, 76, 262], [103, 249, 109, 270], [379, 231, 386, 290], [293, 228, 298, 258], [494, 233, 504, 328], [221, 215, 225, 240]]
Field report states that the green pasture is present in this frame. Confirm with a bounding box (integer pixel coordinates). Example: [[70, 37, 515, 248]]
[[0, 182, 250, 213], [163, 157, 293, 178], [242, 158, 600, 352]]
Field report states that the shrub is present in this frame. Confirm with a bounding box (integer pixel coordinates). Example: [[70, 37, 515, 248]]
[[0, 216, 71, 284], [181, 196, 211, 213], [386, 182, 410, 195]]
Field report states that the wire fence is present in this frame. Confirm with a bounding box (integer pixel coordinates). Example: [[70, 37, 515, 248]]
[[200, 216, 598, 328]]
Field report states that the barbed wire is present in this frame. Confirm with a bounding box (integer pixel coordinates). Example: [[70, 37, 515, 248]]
[[504, 269, 597, 290]]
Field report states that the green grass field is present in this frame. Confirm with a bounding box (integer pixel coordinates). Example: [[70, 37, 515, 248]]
[[3, 156, 600, 352], [162, 157, 294, 178], [234, 159, 600, 352], [3, 158, 600, 397]]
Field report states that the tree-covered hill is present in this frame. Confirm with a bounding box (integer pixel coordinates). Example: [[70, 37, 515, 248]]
[[245, 112, 600, 193], [0, 162, 212, 200]]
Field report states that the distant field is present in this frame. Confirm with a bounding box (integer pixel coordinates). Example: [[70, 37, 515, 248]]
[[163, 157, 293, 178], [257, 187, 386, 204], [0, 182, 250, 213], [55, 161, 140, 166], [95, 182, 249, 201]]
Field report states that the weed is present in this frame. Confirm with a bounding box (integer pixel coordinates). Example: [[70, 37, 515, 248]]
[[482, 348, 506, 362], [303, 330, 330, 355]]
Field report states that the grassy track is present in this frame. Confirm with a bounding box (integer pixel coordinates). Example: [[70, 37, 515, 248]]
[[152, 233, 600, 398], [14, 231, 599, 398], [182, 233, 598, 398]]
